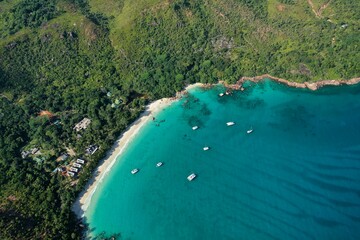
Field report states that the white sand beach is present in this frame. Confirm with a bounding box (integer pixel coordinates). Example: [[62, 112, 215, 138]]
[[72, 83, 203, 218]]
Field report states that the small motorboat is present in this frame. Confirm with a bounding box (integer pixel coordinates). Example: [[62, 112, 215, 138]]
[[187, 173, 197, 181], [226, 122, 235, 126], [192, 126, 199, 130], [219, 93, 224, 97], [156, 162, 163, 167], [247, 128, 253, 134], [203, 146, 210, 151], [131, 168, 139, 174]]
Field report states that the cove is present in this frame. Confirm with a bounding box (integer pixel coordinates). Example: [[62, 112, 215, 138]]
[[84, 79, 360, 240]]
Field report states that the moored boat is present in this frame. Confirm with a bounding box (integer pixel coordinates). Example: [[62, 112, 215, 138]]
[[219, 93, 224, 97], [226, 122, 235, 126], [247, 128, 253, 134], [131, 168, 139, 174], [156, 162, 163, 167], [192, 126, 199, 130], [187, 173, 197, 181], [203, 146, 210, 151]]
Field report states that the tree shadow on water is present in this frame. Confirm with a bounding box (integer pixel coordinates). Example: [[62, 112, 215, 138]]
[[80, 216, 122, 240]]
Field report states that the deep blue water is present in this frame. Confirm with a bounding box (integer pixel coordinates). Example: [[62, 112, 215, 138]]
[[85, 80, 360, 239]]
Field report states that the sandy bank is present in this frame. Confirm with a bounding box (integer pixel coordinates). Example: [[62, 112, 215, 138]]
[[72, 83, 203, 218], [72, 98, 175, 218]]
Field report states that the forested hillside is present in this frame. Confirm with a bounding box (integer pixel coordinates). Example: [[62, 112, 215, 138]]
[[0, 0, 359, 239]]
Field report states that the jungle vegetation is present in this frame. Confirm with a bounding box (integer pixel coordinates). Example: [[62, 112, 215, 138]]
[[0, 0, 359, 239]]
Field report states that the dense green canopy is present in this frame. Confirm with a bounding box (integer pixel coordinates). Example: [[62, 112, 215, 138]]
[[0, 0, 359, 239]]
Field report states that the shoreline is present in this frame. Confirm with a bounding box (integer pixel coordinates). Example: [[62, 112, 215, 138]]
[[230, 74, 360, 91], [72, 83, 203, 218], [72, 74, 360, 218]]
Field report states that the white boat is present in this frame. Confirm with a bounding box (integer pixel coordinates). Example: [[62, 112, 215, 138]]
[[226, 122, 235, 126], [192, 126, 199, 130], [131, 168, 139, 174], [156, 162, 163, 167], [203, 146, 210, 151], [187, 173, 197, 181], [219, 93, 224, 97], [247, 129, 253, 134]]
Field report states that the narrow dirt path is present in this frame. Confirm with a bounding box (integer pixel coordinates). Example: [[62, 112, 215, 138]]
[[318, 0, 332, 17], [307, 0, 332, 18]]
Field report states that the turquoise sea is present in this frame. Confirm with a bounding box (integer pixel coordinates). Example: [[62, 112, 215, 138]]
[[85, 80, 360, 239]]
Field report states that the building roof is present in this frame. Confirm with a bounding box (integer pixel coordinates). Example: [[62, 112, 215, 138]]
[[73, 118, 91, 132]]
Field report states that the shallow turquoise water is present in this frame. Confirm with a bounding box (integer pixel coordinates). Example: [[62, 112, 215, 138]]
[[85, 80, 360, 239]]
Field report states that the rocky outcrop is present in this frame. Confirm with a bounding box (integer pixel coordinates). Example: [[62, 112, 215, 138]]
[[234, 74, 360, 91]]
